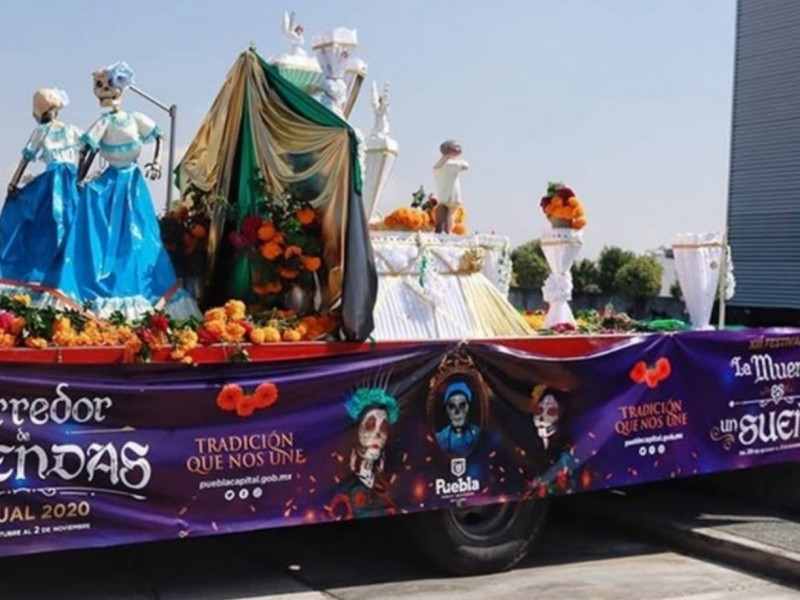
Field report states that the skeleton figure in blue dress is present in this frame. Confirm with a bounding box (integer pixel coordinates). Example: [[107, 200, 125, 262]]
[[0, 88, 81, 286], [42, 61, 198, 319]]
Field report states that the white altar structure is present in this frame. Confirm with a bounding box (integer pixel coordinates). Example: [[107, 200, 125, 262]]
[[369, 231, 532, 340]]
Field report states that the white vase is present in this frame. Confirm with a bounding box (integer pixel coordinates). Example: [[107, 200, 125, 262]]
[[540, 228, 583, 328], [672, 232, 723, 330]]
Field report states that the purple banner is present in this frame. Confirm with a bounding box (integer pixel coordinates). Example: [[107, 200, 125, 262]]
[[1, 329, 800, 557]]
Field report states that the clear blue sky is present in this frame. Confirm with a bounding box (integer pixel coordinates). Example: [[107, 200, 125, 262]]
[[0, 0, 736, 259]]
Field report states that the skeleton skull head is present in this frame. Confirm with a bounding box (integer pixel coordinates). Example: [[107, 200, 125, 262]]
[[533, 394, 560, 448], [358, 407, 389, 460], [93, 70, 125, 109], [446, 392, 470, 429]]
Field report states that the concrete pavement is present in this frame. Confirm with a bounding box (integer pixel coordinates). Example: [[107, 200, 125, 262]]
[[564, 480, 800, 587]]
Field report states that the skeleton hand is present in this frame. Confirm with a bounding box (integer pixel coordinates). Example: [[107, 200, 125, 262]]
[[144, 162, 163, 180]]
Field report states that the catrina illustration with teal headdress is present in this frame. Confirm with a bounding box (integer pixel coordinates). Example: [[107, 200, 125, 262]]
[[327, 385, 400, 520]]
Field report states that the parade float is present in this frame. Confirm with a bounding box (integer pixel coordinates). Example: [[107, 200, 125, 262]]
[[0, 12, 796, 577]]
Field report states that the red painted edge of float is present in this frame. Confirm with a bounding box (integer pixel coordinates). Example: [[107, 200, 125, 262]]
[[0, 335, 635, 366]]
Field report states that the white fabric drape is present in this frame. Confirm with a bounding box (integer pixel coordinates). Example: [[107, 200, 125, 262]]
[[540, 228, 583, 328], [672, 232, 724, 330]]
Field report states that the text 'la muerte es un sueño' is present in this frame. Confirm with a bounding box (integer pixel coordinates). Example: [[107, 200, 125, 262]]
[[717, 354, 800, 448], [0, 383, 151, 490]]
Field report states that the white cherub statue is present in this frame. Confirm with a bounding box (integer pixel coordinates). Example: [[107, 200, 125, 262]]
[[282, 11, 307, 57], [432, 139, 469, 234], [370, 81, 390, 138]]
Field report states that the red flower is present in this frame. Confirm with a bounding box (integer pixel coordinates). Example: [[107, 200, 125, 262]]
[[645, 369, 660, 389], [629, 361, 648, 384], [654, 357, 671, 382], [0, 311, 13, 334], [539, 196, 551, 209], [228, 232, 246, 250], [253, 382, 279, 409], [428, 196, 438, 207], [236, 394, 256, 417], [216, 384, 243, 411], [556, 187, 575, 200], [150, 315, 169, 332], [198, 324, 222, 345], [241, 215, 262, 244]]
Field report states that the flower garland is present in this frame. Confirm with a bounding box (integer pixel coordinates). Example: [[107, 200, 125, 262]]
[[539, 181, 587, 230], [0, 294, 340, 364]]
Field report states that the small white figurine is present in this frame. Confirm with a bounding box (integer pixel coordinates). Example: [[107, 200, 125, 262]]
[[432, 139, 469, 234], [282, 11, 307, 57], [370, 81, 390, 138]]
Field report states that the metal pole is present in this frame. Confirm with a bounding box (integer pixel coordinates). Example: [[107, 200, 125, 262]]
[[127, 85, 176, 213], [167, 104, 177, 212]]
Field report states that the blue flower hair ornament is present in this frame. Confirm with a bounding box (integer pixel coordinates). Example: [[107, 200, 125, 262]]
[[345, 387, 399, 424], [443, 381, 472, 404], [104, 61, 136, 90]]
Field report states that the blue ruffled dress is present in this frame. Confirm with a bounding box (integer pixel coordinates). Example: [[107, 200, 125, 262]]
[[41, 111, 198, 319], [0, 122, 81, 285]]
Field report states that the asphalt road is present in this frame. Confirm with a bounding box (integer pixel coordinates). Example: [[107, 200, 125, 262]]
[[1, 503, 799, 600]]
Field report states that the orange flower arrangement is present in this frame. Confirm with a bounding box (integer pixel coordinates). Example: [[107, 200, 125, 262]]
[[382, 187, 469, 235], [540, 182, 587, 230], [159, 186, 223, 277], [228, 182, 324, 314], [215, 382, 279, 417]]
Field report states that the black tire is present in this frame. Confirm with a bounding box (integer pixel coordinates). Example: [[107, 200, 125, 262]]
[[409, 499, 549, 576]]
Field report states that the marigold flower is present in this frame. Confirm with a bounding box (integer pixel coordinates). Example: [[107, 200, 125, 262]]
[[191, 224, 207, 239], [10, 294, 31, 307], [296, 208, 316, 225], [282, 329, 302, 342], [300, 255, 321, 272], [280, 268, 298, 280], [254, 382, 279, 408], [217, 384, 243, 411], [24, 336, 48, 349], [451, 223, 467, 235], [284, 245, 303, 259], [204, 308, 227, 323], [0, 332, 17, 348], [224, 299, 246, 321], [260, 242, 283, 261], [257, 222, 277, 241], [250, 328, 267, 344], [198, 321, 224, 345], [223, 322, 247, 343], [263, 326, 281, 343]]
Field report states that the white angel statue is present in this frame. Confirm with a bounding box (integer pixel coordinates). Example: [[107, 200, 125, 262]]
[[282, 11, 307, 56], [371, 81, 391, 137]]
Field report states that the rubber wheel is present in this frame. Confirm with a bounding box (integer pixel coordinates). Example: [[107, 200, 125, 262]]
[[409, 499, 549, 576]]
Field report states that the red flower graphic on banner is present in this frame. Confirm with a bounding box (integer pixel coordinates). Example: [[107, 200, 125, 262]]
[[254, 382, 279, 408], [216, 384, 243, 411], [216, 381, 280, 417], [629, 357, 672, 388]]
